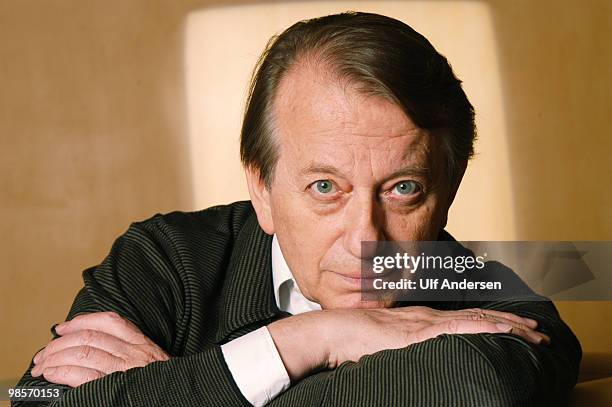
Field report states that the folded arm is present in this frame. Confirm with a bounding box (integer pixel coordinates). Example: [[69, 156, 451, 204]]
[[14, 221, 252, 407], [308, 299, 581, 406]]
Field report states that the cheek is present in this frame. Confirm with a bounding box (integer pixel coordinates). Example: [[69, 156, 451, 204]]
[[271, 194, 340, 291], [280, 232, 337, 301], [387, 199, 445, 240], [272, 192, 327, 242]]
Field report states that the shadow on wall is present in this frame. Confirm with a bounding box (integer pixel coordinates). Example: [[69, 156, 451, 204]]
[[487, 0, 612, 355], [487, 0, 611, 241], [0, 0, 609, 384]]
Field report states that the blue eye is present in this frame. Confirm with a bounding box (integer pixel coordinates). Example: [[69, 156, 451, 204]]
[[314, 180, 335, 194], [393, 180, 420, 195]]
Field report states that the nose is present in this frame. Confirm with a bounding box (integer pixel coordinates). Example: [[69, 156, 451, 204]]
[[342, 194, 386, 260]]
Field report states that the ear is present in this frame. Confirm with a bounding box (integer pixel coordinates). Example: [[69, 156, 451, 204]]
[[245, 167, 275, 235]]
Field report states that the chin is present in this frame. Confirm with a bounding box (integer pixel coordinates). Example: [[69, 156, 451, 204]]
[[320, 293, 395, 309]]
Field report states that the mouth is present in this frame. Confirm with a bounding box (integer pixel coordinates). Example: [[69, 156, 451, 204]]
[[331, 272, 380, 290]]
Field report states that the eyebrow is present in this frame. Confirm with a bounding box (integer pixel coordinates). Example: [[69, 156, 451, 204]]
[[299, 163, 430, 184]]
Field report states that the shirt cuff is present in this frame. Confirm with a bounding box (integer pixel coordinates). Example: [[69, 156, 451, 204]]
[[221, 326, 291, 406]]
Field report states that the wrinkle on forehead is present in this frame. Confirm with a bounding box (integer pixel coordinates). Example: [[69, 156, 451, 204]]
[[301, 142, 434, 184], [272, 60, 440, 184]]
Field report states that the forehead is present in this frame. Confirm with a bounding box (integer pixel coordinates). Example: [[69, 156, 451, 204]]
[[272, 62, 434, 173]]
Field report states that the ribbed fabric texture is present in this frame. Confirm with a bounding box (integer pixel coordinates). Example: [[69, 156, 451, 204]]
[[14, 200, 581, 406]]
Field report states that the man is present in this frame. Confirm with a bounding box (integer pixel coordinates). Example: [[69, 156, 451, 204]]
[[16, 11, 580, 406]]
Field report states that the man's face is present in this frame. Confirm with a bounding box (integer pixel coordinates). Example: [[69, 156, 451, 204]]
[[249, 63, 459, 309]]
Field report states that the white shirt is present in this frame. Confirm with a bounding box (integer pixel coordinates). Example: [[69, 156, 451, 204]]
[[221, 234, 322, 406]]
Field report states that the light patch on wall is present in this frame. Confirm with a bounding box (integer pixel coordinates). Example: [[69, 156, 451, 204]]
[[184, 1, 514, 239]]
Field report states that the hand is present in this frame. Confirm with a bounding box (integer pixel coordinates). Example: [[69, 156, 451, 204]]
[[31, 312, 169, 387], [268, 306, 549, 381]]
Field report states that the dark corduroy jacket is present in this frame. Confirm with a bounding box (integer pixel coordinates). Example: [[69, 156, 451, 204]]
[[15, 200, 581, 406]]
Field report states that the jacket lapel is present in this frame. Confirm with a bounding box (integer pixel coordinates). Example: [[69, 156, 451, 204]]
[[213, 211, 287, 343]]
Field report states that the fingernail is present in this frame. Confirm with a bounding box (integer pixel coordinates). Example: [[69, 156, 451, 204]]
[[31, 366, 40, 376], [525, 318, 538, 328], [44, 367, 56, 375], [496, 323, 512, 332], [54, 323, 65, 334], [33, 351, 42, 364]]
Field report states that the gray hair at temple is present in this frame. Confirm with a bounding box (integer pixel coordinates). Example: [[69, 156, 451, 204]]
[[240, 11, 476, 189]]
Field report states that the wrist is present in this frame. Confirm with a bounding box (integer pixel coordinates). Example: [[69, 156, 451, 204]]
[[268, 310, 331, 381]]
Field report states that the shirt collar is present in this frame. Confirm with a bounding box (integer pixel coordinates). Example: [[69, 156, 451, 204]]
[[271, 234, 322, 314]]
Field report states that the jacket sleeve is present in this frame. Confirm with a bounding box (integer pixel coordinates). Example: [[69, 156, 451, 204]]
[[13, 220, 250, 407], [286, 256, 581, 406], [310, 298, 581, 407]]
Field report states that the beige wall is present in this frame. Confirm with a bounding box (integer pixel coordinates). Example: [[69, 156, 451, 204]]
[[1, 0, 610, 385]]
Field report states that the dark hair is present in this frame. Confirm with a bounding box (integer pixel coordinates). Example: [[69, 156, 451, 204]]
[[240, 11, 476, 188]]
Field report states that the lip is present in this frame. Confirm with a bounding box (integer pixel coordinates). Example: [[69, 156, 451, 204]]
[[332, 272, 380, 289]]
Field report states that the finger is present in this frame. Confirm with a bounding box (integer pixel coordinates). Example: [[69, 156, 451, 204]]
[[478, 316, 550, 345], [410, 319, 506, 343], [34, 330, 134, 365], [457, 311, 549, 344], [429, 310, 537, 335], [509, 325, 551, 345], [411, 308, 548, 345], [42, 365, 105, 388], [55, 312, 147, 344], [445, 308, 538, 330], [32, 345, 127, 376], [413, 319, 545, 345], [466, 308, 539, 329]]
